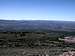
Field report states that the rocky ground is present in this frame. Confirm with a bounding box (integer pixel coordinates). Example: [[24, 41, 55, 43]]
[[0, 32, 75, 56], [0, 47, 75, 56]]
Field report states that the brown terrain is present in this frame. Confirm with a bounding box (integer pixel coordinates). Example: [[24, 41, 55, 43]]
[[0, 32, 75, 56]]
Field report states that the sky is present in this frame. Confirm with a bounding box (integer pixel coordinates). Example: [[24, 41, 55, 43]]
[[0, 0, 75, 21]]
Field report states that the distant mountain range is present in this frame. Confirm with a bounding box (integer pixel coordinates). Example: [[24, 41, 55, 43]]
[[0, 20, 75, 32]]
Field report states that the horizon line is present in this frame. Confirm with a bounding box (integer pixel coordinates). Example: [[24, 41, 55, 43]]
[[0, 19, 75, 22]]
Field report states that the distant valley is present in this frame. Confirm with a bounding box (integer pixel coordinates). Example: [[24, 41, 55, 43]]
[[0, 20, 75, 32]]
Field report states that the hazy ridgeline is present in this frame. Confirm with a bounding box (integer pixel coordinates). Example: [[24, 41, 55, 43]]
[[0, 20, 75, 32]]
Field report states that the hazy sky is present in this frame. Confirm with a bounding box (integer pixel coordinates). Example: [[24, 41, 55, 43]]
[[0, 0, 75, 21]]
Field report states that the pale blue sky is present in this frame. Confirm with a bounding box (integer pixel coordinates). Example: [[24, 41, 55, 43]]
[[0, 0, 75, 21]]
